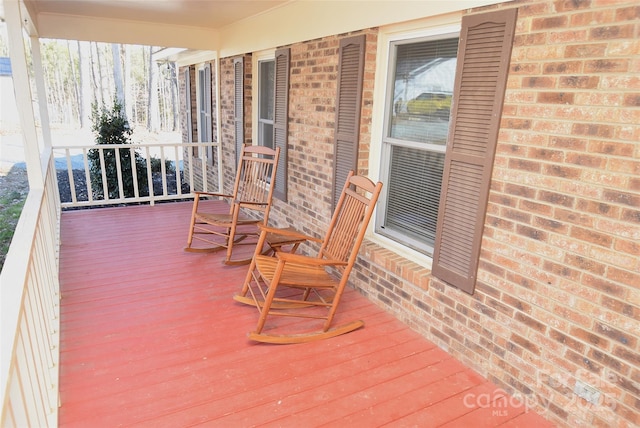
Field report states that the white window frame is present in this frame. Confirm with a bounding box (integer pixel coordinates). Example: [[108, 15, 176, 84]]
[[252, 50, 276, 149], [368, 15, 461, 268]]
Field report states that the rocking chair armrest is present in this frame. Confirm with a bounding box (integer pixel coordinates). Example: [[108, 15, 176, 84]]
[[275, 251, 347, 267], [194, 191, 234, 199], [257, 224, 323, 243], [235, 200, 269, 208]]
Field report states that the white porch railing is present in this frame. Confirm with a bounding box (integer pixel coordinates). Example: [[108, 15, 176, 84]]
[[0, 149, 61, 427], [0, 142, 221, 426], [53, 142, 221, 209]]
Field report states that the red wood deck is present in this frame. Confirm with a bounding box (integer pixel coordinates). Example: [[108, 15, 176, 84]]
[[58, 201, 555, 427]]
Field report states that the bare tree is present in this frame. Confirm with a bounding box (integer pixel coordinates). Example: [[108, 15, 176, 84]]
[[112, 43, 125, 115], [147, 46, 159, 132], [78, 41, 92, 128]]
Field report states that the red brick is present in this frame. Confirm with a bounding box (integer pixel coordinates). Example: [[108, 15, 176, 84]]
[[508, 158, 541, 172], [572, 123, 614, 138], [565, 152, 606, 168], [616, 5, 640, 21], [585, 59, 629, 73], [539, 190, 575, 208], [522, 76, 556, 88], [590, 24, 635, 40], [542, 164, 582, 179], [556, 0, 592, 12], [532, 16, 568, 30], [549, 136, 587, 150], [565, 43, 607, 58], [542, 61, 582, 73], [559, 75, 600, 89]]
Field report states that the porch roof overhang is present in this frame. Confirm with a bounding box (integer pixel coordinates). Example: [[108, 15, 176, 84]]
[[9, 0, 508, 61]]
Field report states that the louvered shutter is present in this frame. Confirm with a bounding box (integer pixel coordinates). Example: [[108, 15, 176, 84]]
[[184, 68, 193, 144], [333, 35, 365, 209], [204, 63, 213, 162], [432, 8, 517, 294], [234, 58, 244, 167], [273, 48, 290, 201]]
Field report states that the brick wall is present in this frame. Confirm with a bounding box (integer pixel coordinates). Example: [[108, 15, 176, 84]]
[[218, 55, 252, 194], [352, 1, 640, 426], [268, 30, 378, 240]]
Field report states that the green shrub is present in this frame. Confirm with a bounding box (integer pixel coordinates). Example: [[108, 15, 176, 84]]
[[88, 101, 149, 199]]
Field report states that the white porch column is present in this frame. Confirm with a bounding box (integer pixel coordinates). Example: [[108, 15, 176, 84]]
[[4, 0, 48, 189]]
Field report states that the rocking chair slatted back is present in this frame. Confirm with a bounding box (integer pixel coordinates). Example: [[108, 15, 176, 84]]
[[320, 193, 366, 269], [234, 146, 278, 209]]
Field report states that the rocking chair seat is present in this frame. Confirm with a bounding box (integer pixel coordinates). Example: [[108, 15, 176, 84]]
[[195, 211, 261, 228], [254, 254, 346, 289]]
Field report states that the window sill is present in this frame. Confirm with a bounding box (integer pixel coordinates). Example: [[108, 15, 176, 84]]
[[360, 239, 433, 291]]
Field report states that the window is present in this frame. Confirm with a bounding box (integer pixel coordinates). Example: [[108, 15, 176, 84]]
[[377, 35, 459, 256], [196, 63, 212, 161], [258, 59, 275, 150]]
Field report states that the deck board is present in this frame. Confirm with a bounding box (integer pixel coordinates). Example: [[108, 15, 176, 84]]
[[58, 201, 555, 427]]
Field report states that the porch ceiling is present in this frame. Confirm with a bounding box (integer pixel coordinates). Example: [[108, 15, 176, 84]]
[[10, 0, 509, 56], [24, 0, 287, 31]]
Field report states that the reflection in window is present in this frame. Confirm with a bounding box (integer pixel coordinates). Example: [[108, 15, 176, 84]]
[[258, 60, 275, 150]]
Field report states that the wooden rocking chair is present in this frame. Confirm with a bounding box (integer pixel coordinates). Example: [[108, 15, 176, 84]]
[[234, 171, 383, 343], [184, 145, 280, 265]]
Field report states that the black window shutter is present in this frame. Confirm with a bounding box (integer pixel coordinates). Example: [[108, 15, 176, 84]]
[[273, 48, 290, 201], [234, 58, 244, 168], [432, 8, 518, 294], [333, 35, 366, 209]]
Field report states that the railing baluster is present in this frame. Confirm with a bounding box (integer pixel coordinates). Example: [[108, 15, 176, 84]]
[[175, 145, 182, 196], [115, 147, 124, 200], [201, 143, 208, 193], [130, 146, 140, 199], [145, 147, 154, 205], [160, 146, 168, 196], [65, 148, 77, 205], [83, 148, 93, 203], [98, 148, 109, 201], [188, 144, 195, 192]]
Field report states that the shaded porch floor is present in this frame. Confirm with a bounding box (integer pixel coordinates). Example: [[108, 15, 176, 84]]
[[58, 201, 555, 427]]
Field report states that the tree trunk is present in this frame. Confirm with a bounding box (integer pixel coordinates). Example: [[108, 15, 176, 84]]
[[67, 41, 80, 124], [112, 43, 125, 116], [78, 41, 92, 128], [147, 46, 159, 132], [170, 62, 178, 131], [124, 45, 133, 123]]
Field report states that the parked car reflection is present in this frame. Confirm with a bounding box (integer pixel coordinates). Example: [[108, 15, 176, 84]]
[[406, 92, 452, 117]]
